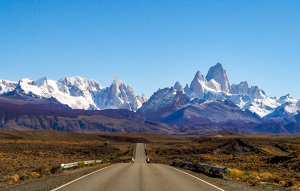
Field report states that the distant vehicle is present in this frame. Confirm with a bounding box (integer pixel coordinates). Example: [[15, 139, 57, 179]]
[[146, 158, 150, 163]]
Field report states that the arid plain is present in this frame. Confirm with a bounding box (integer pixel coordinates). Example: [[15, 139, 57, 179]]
[[1, 130, 300, 190]]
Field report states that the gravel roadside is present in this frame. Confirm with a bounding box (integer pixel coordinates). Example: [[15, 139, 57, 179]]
[[0, 164, 113, 191]]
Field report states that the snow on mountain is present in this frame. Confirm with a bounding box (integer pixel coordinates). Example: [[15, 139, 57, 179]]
[[184, 63, 298, 119], [139, 63, 300, 123], [16, 78, 50, 98], [91, 75, 144, 111], [137, 85, 193, 120], [188, 71, 222, 99], [0, 75, 146, 111], [0, 62, 298, 123], [35, 76, 97, 109], [174, 81, 184, 92], [137, 81, 259, 125], [0, 80, 18, 94], [263, 95, 300, 122], [206, 62, 231, 92], [160, 99, 259, 126]]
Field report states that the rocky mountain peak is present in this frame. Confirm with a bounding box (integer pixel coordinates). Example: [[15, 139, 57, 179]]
[[231, 81, 249, 95], [109, 74, 120, 97], [113, 74, 119, 84], [190, 71, 207, 99], [174, 81, 184, 92], [194, 71, 203, 80], [15, 78, 35, 91], [206, 63, 230, 93], [35, 76, 50, 87], [141, 93, 148, 102], [280, 94, 293, 101]]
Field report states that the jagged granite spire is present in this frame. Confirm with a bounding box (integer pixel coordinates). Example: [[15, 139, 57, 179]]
[[174, 81, 184, 92], [109, 74, 120, 97], [206, 63, 230, 93], [190, 71, 206, 99]]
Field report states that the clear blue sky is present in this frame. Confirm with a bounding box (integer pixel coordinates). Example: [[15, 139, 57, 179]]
[[0, 0, 299, 98]]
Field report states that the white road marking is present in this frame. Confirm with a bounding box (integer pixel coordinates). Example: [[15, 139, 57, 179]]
[[51, 164, 119, 191], [164, 165, 226, 191]]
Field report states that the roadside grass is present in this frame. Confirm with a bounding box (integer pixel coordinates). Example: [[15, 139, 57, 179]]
[[148, 136, 300, 189], [0, 140, 131, 187]]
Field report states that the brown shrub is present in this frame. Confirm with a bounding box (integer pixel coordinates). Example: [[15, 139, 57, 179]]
[[50, 166, 62, 174]]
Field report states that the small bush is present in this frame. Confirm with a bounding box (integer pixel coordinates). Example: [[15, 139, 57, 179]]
[[286, 178, 296, 187], [274, 176, 283, 184], [228, 169, 243, 180], [10, 174, 19, 182], [88, 161, 96, 166], [78, 161, 86, 168], [249, 179, 260, 186], [35, 165, 51, 177], [259, 172, 274, 182], [279, 181, 285, 187], [50, 166, 62, 174], [19, 174, 30, 181], [28, 172, 40, 179]]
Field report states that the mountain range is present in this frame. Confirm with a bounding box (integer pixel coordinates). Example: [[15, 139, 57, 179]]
[[1, 75, 147, 111], [1, 63, 300, 130], [137, 63, 300, 126]]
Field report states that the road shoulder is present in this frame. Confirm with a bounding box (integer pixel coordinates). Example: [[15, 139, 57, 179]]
[[165, 165, 290, 191], [0, 164, 113, 191]]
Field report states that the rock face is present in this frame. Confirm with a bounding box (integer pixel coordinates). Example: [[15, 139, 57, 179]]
[[137, 83, 259, 126], [1, 62, 299, 126], [0, 93, 172, 133], [0, 76, 147, 111], [231, 81, 249, 95], [174, 81, 184, 92], [138, 62, 300, 125], [160, 99, 260, 127], [190, 71, 206, 99], [206, 63, 230, 92]]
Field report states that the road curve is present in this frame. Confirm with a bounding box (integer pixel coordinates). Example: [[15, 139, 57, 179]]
[[53, 143, 224, 191]]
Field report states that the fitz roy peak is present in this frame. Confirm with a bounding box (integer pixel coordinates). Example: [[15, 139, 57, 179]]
[[137, 63, 300, 124], [206, 63, 231, 93], [1, 62, 299, 125], [0, 75, 147, 111]]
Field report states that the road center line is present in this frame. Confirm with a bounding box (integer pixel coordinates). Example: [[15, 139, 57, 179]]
[[51, 164, 119, 191], [164, 165, 226, 191]]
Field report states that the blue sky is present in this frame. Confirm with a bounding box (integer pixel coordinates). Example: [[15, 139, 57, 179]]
[[0, 0, 299, 98]]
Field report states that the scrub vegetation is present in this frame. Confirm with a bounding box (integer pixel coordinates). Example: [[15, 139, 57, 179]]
[[148, 136, 300, 189], [0, 139, 131, 187]]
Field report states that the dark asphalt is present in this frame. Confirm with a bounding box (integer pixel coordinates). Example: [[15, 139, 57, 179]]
[[52, 143, 225, 191]]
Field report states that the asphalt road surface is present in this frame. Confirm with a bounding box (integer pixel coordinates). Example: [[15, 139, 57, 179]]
[[52, 143, 225, 191]]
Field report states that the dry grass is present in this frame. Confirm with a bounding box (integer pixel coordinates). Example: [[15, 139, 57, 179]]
[[0, 139, 131, 187], [147, 136, 300, 188]]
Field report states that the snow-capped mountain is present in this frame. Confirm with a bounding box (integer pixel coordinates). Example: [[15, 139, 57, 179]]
[[0, 80, 17, 94], [0, 62, 299, 125], [0, 75, 147, 111], [138, 63, 300, 124], [263, 95, 300, 122]]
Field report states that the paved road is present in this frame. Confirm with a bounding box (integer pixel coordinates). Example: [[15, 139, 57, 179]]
[[53, 143, 224, 191]]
